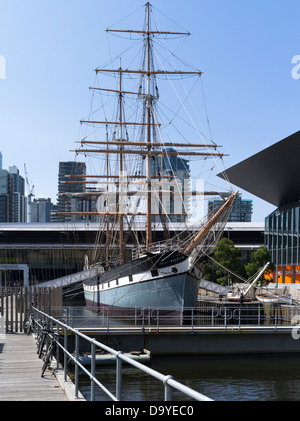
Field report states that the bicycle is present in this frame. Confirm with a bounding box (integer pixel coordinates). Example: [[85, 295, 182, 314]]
[[37, 322, 50, 359], [24, 313, 35, 335], [41, 333, 57, 377]]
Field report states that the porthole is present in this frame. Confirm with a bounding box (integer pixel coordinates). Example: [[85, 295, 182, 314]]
[[151, 269, 159, 277]]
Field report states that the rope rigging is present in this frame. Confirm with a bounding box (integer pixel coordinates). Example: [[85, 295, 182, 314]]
[[57, 2, 237, 320]]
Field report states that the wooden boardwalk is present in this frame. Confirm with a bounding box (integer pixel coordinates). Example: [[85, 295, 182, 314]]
[[0, 332, 69, 401]]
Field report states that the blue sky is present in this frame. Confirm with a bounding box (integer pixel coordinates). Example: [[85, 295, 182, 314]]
[[0, 0, 299, 221]]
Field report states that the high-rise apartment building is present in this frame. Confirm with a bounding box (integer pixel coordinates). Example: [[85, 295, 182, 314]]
[[0, 164, 27, 223], [9, 166, 27, 222], [208, 194, 253, 223], [0, 169, 14, 222], [57, 161, 86, 222], [31, 198, 53, 223]]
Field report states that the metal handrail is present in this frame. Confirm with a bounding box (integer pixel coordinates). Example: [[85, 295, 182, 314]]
[[33, 307, 213, 402], [50, 304, 300, 333]]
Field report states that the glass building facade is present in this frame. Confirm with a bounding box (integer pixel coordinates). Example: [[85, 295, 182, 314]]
[[0, 248, 93, 286], [208, 194, 253, 223], [0, 165, 26, 223], [57, 161, 86, 222], [265, 201, 300, 284]]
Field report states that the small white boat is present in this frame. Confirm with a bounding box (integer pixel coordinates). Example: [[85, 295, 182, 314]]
[[73, 350, 151, 366], [256, 294, 293, 305]]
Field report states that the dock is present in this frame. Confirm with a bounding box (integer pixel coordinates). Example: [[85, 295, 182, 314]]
[[1, 285, 300, 401], [0, 332, 69, 401]]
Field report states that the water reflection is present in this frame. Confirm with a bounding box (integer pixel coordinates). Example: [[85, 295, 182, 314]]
[[76, 354, 300, 401]]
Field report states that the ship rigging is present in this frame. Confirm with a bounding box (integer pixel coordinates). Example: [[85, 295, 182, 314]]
[[58, 2, 236, 315]]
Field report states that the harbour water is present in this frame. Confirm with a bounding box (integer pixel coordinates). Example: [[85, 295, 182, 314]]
[[64, 303, 300, 401], [76, 349, 300, 401]]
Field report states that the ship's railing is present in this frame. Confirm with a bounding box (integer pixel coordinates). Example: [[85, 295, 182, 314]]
[[132, 241, 173, 259], [32, 307, 213, 402], [49, 302, 300, 332], [131, 235, 193, 259]]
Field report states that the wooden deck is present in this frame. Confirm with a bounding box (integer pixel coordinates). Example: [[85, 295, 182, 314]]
[[0, 332, 69, 401]]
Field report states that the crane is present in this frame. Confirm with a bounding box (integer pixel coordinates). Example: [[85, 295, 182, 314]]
[[24, 164, 35, 222]]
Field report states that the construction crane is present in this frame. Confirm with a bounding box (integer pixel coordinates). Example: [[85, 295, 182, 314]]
[[24, 164, 35, 222]]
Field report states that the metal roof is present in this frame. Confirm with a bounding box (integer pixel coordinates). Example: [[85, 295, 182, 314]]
[[218, 131, 300, 207], [0, 221, 264, 232]]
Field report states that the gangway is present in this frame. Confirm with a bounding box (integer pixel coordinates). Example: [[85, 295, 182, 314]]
[[199, 278, 232, 296], [35, 268, 98, 289]]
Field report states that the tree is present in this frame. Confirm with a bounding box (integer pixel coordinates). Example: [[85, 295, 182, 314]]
[[245, 247, 274, 284], [203, 238, 245, 286]]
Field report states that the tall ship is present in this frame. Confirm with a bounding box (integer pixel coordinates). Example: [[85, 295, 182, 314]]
[[59, 2, 237, 316]]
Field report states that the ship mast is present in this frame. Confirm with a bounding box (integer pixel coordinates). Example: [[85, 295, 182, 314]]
[[145, 1, 152, 249], [118, 62, 125, 264], [59, 2, 230, 265]]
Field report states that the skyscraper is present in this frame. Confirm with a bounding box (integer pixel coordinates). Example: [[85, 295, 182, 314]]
[[9, 166, 27, 222], [0, 165, 27, 222], [208, 194, 253, 223], [31, 198, 53, 222], [0, 169, 14, 222], [57, 161, 86, 222]]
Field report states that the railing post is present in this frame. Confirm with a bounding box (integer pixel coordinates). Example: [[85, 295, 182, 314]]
[[106, 311, 109, 334], [15, 287, 18, 333], [191, 308, 194, 333], [56, 320, 60, 370], [164, 375, 173, 401], [20, 287, 23, 332], [24, 287, 28, 323], [10, 288, 13, 332], [64, 326, 68, 382], [116, 351, 123, 401], [91, 340, 96, 401], [5, 289, 8, 332], [142, 308, 145, 334], [75, 333, 79, 399]]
